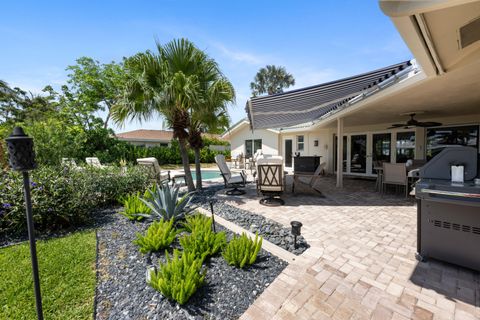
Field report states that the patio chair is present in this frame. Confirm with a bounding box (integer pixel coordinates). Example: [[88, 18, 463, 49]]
[[382, 162, 408, 197], [292, 162, 326, 194], [136, 157, 171, 184], [257, 157, 285, 206], [215, 154, 247, 195], [86, 157, 105, 168]]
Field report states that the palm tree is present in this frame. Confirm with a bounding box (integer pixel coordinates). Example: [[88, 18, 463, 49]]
[[250, 65, 295, 97], [112, 39, 208, 191], [189, 77, 235, 190]]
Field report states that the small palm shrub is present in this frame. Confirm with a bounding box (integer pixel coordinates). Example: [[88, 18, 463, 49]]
[[148, 249, 205, 305], [180, 215, 226, 260], [141, 183, 194, 221], [133, 219, 178, 254], [223, 233, 263, 268]]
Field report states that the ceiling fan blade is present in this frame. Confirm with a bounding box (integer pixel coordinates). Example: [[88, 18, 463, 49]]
[[421, 121, 442, 127], [417, 121, 442, 127], [389, 124, 405, 127]]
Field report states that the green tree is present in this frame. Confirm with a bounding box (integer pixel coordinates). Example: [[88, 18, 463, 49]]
[[112, 39, 213, 192], [250, 65, 295, 97], [66, 57, 127, 129]]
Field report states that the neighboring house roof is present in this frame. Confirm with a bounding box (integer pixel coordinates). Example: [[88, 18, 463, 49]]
[[116, 129, 224, 142], [246, 60, 415, 130], [115, 129, 173, 142]]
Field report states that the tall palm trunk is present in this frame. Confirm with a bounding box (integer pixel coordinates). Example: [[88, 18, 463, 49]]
[[194, 147, 202, 190], [178, 138, 195, 191]]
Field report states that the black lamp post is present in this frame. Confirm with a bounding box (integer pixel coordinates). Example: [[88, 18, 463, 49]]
[[290, 221, 303, 249], [5, 127, 43, 320]]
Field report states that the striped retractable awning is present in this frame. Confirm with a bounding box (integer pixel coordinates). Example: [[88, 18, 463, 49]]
[[246, 60, 412, 130]]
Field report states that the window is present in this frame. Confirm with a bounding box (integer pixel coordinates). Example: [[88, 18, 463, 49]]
[[396, 132, 415, 163], [297, 135, 304, 151], [160, 143, 169, 147], [244, 139, 262, 158], [426, 125, 478, 160]]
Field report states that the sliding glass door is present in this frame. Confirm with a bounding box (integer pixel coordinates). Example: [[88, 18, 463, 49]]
[[350, 135, 367, 173], [334, 130, 416, 176], [372, 133, 391, 173]]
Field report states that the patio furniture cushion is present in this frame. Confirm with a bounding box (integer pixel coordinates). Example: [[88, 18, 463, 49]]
[[215, 154, 246, 195], [86, 157, 104, 168], [137, 157, 170, 183]]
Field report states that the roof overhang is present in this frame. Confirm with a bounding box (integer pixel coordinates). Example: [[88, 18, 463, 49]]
[[116, 137, 171, 143], [221, 118, 279, 138], [380, 0, 480, 76]]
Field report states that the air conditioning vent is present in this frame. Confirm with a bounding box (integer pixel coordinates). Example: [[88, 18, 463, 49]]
[[460, 16, 480, 49]]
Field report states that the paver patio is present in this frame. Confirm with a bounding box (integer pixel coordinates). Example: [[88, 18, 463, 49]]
[[215, 175, 480, 320]]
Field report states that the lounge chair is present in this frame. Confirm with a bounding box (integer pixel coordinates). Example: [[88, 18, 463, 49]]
[[382, 162, 408, 197], [86, 157, 105, 168], [292, 162, 326, 194], [257, 157, 285, 206], [215, 154, 247, 195], [136, 157, 171, 184]]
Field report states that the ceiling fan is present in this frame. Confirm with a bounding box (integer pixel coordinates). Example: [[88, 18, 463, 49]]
[[388, 113, 442, 129]]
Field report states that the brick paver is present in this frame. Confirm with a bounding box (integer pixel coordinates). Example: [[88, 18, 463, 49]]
[[216, 176, 480, 320]]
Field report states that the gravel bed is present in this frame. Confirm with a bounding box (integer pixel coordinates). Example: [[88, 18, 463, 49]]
[[95, 210, 288, 320], [192, 186, 310, 255]]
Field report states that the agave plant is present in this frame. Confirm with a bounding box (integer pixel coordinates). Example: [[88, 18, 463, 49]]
[[139, 182, 195, 221]]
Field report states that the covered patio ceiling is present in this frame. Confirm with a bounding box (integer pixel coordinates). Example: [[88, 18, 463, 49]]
[[316, 54, 480, 129]]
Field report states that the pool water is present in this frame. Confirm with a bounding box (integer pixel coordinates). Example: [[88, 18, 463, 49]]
[[191, 170, 221, 181]]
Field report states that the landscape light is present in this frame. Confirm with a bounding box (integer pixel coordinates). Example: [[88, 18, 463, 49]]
[[290, 221, 303, 249]]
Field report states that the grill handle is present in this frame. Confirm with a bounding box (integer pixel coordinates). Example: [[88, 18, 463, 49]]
[[421, 188, 480, 199]]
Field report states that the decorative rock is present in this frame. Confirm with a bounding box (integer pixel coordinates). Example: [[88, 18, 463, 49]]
[[95, 209, 287, 319], [191, 185, 310, 255]]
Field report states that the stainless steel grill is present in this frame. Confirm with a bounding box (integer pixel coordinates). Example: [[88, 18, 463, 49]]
[[415, 146, 480, 271]]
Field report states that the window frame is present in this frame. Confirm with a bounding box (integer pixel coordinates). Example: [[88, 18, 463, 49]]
[[296, 135, 304, 151]]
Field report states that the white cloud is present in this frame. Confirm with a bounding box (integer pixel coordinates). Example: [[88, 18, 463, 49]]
[[290, 67, 341, 89], [211, 42, 265, 66]]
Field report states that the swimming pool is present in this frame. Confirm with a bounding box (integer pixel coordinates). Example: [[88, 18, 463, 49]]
[[191, 170, 222, 181]]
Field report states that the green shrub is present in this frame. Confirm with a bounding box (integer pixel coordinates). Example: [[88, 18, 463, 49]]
[[222, 233, 263, 268], [180, 215, 226, 261], [140, 183, 194, 221], [133, 219, 178, 254], [148, 249, 205, 305], [119, 186, 156, 221], [181, 213, 213, 233], [0, 165, 150, 235]]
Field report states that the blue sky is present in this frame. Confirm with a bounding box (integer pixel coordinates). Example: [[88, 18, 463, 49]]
[[0, 0, 412, 133]]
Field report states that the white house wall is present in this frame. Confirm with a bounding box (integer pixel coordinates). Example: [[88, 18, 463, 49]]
[[280, 113, 480, 174], [230, 125, 279, 158]]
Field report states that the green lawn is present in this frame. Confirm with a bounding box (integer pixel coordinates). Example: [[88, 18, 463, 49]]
[[0, 231, 97, 319]]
